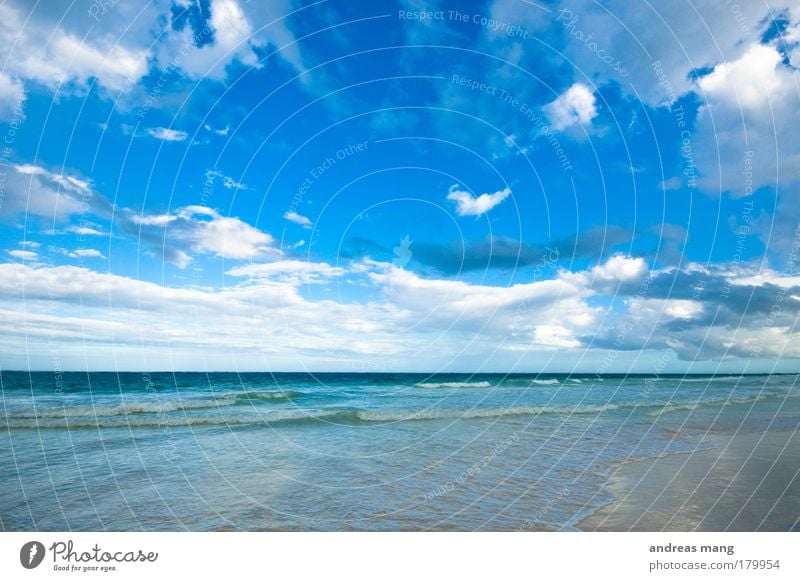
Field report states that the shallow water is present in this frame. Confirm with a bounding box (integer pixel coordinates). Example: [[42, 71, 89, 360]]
[[1, 371, 798, 530]]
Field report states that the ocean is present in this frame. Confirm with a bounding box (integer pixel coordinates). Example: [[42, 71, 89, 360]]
[[1, 371, 798, 531]]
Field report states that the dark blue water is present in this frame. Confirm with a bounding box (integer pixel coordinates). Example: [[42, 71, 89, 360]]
[[2, 371, 798, 530]]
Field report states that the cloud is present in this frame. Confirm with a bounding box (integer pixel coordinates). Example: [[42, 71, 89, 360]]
[[1, 160, 277, 268], [590, 255, 647, 283], [227, 260, 345, 284], [0, 0, 314, 123], [692, 41, 800, 195], [121, 205, 277, 267], [697, 44, 790, 110], [446, 184, 511, 217], [68, 225, 104, 236], [174, 206, 276, 261], [283, 211, 313, 228], [205, 124, 230, 136], [147, 127, 189, 142], [70, 249, 105, 259], [206, 169, 246, 190], [659, 177, 682, 191], [157, 0, 258, 80], [550, 0, 796, 107], [1, 255, 800, 369], [0, 164, 111, 221], [0, 2, 148, 95], [397, 227, 634, 274], [6, 249, 37, 261], [0, 72, 25, 121], [0, 261, 409, 369], [542, 83, 598, 131]]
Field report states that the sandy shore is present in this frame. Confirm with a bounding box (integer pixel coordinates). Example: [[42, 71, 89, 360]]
[[579, 429, 800, 531]]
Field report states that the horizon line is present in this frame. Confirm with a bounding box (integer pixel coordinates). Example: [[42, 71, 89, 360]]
[[2, 369, 795, 376]]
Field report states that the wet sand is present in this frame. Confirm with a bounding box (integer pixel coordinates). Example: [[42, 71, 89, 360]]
[[579, 429, 800, 531]]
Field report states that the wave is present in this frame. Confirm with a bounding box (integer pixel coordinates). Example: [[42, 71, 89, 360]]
[[416, 381, 492, 389], [3, 390, 302, 420], [2, 394, 778, 430], [645, 394, 772, 416], [4, 398, 239, 419], [530, 379, 560, 385], [678, 375, 747, 383], [236, 390, 299, 400]]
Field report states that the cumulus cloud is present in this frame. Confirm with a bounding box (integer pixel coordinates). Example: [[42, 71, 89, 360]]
[[446, 184, 511, 216], [1, 162, 277, 268], [283, 211, 313, 228], [542, 83, 597, 131], [590, 255, 648, 283], [1, 256, 799, 368], [698, 44, 789, 110], [0, 72, 25, 121], [158, 0, 258, 80], [68, 225, 104, 236], [120, 205, 277, 267], [692, 41, 800, 196], [69, 249, 105, 259], [0, 0, 311, 114], [6, 249, 38, 261], [0, 164, 111, 221], [147, 127, 189, 142], [0, 2, 148, 95], [227, 260, 345, 285], [550, 0, 795, 107], [177, 206, 274, 260]]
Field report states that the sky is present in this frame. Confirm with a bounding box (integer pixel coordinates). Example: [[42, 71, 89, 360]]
[[0, 0, 799, 373]]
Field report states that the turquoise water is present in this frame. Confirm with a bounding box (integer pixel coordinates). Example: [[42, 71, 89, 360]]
[[1, 371, 798, 530]]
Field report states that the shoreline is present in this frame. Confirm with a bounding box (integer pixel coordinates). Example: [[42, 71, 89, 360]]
[[577, 428, 800, 531]]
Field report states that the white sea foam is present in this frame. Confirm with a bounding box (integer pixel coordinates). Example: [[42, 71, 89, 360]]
[[416, 381, 492, 388]]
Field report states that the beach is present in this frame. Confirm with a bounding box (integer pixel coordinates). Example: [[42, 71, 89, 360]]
[[579, 429, 800, 531]]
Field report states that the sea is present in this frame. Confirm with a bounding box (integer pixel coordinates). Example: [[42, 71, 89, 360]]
[[1, 371, 798, 531]]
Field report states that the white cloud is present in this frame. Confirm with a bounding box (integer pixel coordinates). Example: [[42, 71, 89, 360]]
[[542, 83, 597, 131], [283, 211, 313, 228], [68, 225, 104, 236], [158, 0, 258, 80], [147, 127, 189, 142], [0, 0, 312, 120], [205, 124, 230, 136], [174, 206, 275, 261], [0, 3, 148, 95], [446, 184, 511, 216], [131, 214, 177, 226], [0, 164, 110, 221], [70, 249, 105, 259], [6, 250, 38, 261], [590, 255, 648, 283], [0, 71, 25, 121], [1, 161, 277, 268], [692, 41, 800, 195], [550, 0, 795, 107], [206, 169, 246, 190], [698, 44, 790, 110], [1, 256, 800, 369], [227, 260, 345, 284]]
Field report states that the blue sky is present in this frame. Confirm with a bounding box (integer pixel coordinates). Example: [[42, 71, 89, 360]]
[[1, 0, 799, 372]]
